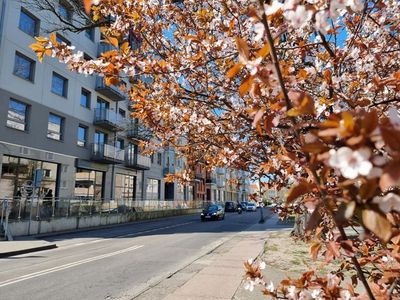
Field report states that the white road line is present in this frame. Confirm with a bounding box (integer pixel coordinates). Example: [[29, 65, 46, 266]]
[[59, 221, 195, 250], [0, 245, 144, 288]]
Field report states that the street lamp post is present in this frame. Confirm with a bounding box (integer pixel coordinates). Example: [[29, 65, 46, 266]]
[[258, 178, 264, 224]]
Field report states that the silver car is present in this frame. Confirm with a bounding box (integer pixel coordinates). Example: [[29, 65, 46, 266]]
[[246, 202, 257, 212]]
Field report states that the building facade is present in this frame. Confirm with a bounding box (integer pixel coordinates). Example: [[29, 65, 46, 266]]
[[0, 0, 153, 202], [0, 0, 251, 204]]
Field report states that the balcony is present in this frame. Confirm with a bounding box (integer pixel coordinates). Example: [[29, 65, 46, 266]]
[[163, 166, 176, 176], [126, 123, 152, 141], [91, 143, 125, 163], [125, 153, 151, 170], [216, 167, 225, 175], [95, 76, 126, 101], [216, 179, 225, 188], [94, 108, 125, 131], [206, 176, 217, 184], [195, 171, 205, 180]]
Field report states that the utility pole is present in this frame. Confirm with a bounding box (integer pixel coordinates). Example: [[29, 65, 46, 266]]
[[258, 177, 264, 224]]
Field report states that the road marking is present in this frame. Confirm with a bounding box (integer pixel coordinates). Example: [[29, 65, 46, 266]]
[[0, 245, 144, 288], [59, 221, 195, 250]]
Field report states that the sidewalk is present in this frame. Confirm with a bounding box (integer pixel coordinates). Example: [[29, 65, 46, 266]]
[[0, 239, 57, 258], [138, 212, 292, 300]]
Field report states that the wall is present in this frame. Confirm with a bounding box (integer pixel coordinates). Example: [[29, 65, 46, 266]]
[[8, 209, 202, 237]]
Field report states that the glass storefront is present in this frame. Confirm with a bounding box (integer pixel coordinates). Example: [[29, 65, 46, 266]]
[[115, 174, 136, 200], [146, 178, 160, 200], [0, 155, 58, 198], [74, 168, 104, 200]]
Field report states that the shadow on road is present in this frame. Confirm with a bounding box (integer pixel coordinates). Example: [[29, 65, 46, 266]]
[[14, 208, 291, 243]]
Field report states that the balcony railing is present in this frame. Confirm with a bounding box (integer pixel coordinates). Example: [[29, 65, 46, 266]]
[[125, 152, 151, 170], [91, 143, 125, 163], [206, 176, 217, 184], [163, 166, 176, 176], [94, 108, 125, 131], [126, 123, 152, 141], [95, 76, 125, 101]]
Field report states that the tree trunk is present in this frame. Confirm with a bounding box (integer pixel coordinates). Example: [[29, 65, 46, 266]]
[[291, 212, 310, 237]]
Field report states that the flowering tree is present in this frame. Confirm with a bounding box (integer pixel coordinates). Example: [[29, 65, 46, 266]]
[[31, 0, 400, 298]]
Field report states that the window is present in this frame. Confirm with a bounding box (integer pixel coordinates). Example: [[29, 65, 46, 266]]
[[47, 113, 64, 140], [7, 99, 29, 131], [116, 139, 124, 150], [85, 28, 95, 41], [115, 174, 136, 200], [146, 179, 160, 200], [74, 168, 104, 200], [157, 153, 162, 165], [52, 72, 68, 97], [94, 131, 107, 144], [14, 52, 35, 81], [77, 125, 87, 147], [56, 33, 71, 45], [83, 53, 93, 61], [119, 109, 126, 119], [150, 154, 154, 164], [80, 88, 91, 108], [96, 98, 109, 109], [59, 1, 72, 21], [0, 155, 58, 199], [19, 8, 39, 37]]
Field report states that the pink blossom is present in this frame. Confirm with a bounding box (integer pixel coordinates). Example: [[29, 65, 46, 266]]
[[284, 6, 312, 28], [328, 147, 373, 179]]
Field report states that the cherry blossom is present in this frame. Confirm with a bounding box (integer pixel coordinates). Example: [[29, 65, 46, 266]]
[[284, 5, 312, 28], [372, 193, 400, 213], [30, 0, 400, 297], [328, 147, 373, 179]]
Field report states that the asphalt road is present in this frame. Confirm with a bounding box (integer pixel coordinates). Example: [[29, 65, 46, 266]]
[[0, 209, 271, 300]]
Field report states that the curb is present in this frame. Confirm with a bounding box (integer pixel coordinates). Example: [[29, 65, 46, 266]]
[[0, 244, 58, 258]]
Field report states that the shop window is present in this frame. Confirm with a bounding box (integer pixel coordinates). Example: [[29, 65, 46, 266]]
[[74, 168, 104, 200]]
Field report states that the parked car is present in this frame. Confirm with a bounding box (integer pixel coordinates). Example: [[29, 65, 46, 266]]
[[246, 202, 257, 212], [201, 204, 225, 221], [224, 201, 236, 212], [240, 201, 248, 211]]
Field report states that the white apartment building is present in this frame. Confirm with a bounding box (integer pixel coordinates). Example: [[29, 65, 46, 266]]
[[0, 0, 251, 204], [0, 0, 165, 202]]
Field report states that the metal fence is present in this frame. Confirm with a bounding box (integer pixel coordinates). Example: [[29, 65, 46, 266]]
[[0, 197, 207, 222]]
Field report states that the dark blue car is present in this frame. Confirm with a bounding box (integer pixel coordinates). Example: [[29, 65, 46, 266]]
[[201, 204, 225, 221]]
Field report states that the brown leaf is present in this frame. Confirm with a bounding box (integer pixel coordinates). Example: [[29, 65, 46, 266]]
[[106, 36, 119, 48], [239, 76, 254, 96], [380, 126, 400, 151], [305, 208, 322, 232], [362, 209, 392, 243], [83, 0, 92, 15], [301, 142, 329, 154], [104, 76, 120, 86], [341, 111, 355, 134], [310, 241, 322, 261], [362, 109, 378, 134], [379, 161, 400, 191], [256, 43, 270, 58], [359, 180, 378, 199], [226, 63, 243, 78], [287, 91, 315, 117], [286, 180, 316, 203], [326, 241, 341, 258], [236, 37, 249, 61], [263, 114, 274, 135], [252, 108, 265, 128], [323, 69, 332, 83]]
